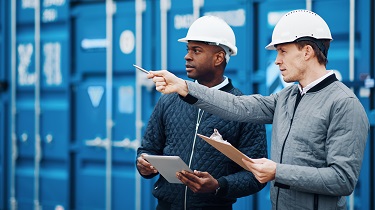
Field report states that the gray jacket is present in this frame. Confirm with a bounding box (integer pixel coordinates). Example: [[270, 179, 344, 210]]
[[183, 74, 369, 210]]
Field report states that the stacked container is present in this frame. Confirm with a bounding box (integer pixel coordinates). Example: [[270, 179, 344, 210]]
[[0, 0, 373, 210]]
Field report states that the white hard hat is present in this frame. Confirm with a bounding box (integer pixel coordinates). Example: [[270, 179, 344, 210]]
[[178, 15, 237, 61], [265, 10, 332, 50]]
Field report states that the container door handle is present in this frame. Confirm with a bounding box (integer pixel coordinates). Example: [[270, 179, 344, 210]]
[[85, 137, 109, 148], [112, 138, 139, 150]]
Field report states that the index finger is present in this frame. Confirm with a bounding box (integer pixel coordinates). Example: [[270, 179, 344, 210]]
[[177, 171, 199, 186], [181, 170, 199, 181], [148, 70, 161, 76], [146, 72, 155, 79]]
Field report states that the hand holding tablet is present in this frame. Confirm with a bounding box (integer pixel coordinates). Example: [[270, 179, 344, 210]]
[[143, 154, 192, 184]]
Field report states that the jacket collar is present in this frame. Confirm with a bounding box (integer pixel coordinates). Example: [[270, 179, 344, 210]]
[[288, 74, 339, 120], [219, 78, 234, 92], [182, 78, 234, 104], [306, 74, 338, 93], [195, 76, 232, 91]]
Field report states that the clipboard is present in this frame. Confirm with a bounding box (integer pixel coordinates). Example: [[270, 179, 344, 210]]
[[197, 134, 253, 171], [143, 154, 193, 184]]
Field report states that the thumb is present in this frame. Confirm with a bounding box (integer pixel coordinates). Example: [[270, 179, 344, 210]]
[[247, 158, 267, 164], [242, 158, 254, 164]]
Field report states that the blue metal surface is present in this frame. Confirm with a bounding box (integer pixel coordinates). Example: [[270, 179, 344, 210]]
[[370, 1, 375, 210], [0, 105, 4, 210], [201, 0, 255, 95], [351, 1, 372, 209], [13, 0, 71, 209], [0, 0, 5, 209], [71, 1, 156, 209], [152, 0, 193, 76], [0, 0, 373, 210], [0, 106, 4, 210]]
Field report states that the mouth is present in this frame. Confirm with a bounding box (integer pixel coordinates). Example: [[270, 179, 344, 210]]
[[185, 64, 195, 71]]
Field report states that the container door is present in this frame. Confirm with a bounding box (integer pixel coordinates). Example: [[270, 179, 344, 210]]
[[71, 1, 156, 209], [12, 0, 71, 209]]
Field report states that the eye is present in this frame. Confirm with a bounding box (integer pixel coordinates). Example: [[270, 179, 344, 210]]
[[186, 47, 202, 54], [194, 49, 201, 53]]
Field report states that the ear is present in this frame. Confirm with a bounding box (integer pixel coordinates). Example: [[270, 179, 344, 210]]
[[214, 51, 225, 66], [304, 45, 314, 60]]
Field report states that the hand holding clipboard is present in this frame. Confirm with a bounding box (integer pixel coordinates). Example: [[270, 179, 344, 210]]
[[197, 130, 254, 171]]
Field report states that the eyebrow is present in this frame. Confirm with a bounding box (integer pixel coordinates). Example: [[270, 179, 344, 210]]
[[187, 44, 203, 48], [187, 45, 205, 51]]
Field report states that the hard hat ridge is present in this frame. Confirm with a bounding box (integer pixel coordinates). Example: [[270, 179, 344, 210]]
[[265, 10, 332, 51]]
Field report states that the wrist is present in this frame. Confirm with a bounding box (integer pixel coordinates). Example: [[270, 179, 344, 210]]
[[215, 177, 228, 196], [177, 79, 188, 97]]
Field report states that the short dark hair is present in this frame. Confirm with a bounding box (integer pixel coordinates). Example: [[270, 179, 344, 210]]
[[295, 38, 331, 66]]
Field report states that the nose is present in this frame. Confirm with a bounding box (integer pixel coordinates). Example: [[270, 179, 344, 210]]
[[274, 54, 281, 65], [184, 51, 192, 61]]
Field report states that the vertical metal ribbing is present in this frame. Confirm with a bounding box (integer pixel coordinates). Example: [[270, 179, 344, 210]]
[[160, 0, 170, 70], [34, 0, 42, 210], [193, 0, 203, 19], [305, 0, 312, 11], [105, 1, 114, 210], [10, 0, 18, 209], [135, 0, 145, 210], [349, 0, 355, 82], [348, 1, 356, 208]]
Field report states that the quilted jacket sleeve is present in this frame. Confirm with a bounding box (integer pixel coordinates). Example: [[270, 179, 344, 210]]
[[136, 95, 167, 179]]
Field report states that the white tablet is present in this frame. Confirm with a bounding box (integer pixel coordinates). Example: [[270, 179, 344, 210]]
[[143, 154, 193, 184]]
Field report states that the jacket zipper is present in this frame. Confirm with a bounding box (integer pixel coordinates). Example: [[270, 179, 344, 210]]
[[276, 93, 303, 210], [276, 118, 293, 210], [184, 109, 204, 210]]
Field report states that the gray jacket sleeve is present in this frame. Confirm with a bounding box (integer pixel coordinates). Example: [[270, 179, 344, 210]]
[[186, 81, 275, 124]]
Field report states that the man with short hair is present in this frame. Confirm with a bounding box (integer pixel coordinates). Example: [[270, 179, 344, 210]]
[[136, 15, 267, 210]]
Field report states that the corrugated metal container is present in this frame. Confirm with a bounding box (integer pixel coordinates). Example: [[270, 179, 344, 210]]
[[12, 0, 71, 209], [0, 1, 8, 209], [0, 0, 373, 210], [71, 1, 156, 210]]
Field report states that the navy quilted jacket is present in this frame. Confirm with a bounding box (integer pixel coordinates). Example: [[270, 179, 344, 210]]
[[137, 80, 267, 209]]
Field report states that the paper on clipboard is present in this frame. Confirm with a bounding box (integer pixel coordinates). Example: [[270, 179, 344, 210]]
[[197, 133, 254, 171]]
